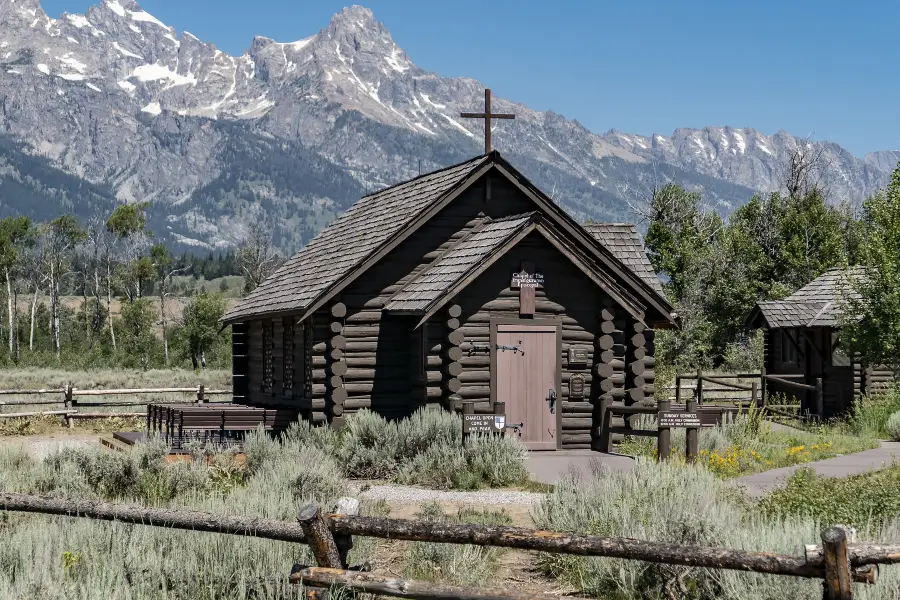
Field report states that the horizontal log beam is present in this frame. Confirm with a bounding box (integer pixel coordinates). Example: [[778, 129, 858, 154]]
[[0, 492, 852, 579]]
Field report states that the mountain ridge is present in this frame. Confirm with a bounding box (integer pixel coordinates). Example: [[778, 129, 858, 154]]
[[0, 0, 895, 251]]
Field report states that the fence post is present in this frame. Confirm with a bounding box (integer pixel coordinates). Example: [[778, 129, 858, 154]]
[[64, 383, 74, 430], [332, 497, 359, 569], [816, 378, 825, 421], [696, 368, 703, 406], [657, 399, 671, 461], [760, 365, 767, 410], [751, 381, 760, 409], [674, 374, 681, 406], [462, 401, 474, 445], [197, 385, 206, 404], [297, 504, 343, 569], [821, 526, 853, 600], [598, 396, 612, 452], [685, 397, 698, 463]]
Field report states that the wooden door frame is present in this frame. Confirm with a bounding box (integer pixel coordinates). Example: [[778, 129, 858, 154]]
[[489, 317, 563, 450]]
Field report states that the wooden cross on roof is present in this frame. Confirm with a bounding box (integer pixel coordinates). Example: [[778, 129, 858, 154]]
[[460, 88, 515, 154]]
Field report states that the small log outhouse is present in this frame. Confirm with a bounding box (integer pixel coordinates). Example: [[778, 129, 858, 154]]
[[222, 151, 677, 450], [746, 267, 894, 419]]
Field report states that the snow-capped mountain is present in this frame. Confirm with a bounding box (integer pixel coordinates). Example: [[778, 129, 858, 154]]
[[0, 0, 895, 250]]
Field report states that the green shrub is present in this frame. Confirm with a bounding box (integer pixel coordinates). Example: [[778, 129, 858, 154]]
[[848, 387, 900, 438], [404, 502, 512, 585], [758, 465, 900, 528], [886, 411, 900, 442], [395, 434, 529, 490], [337, 410, 401, 479], [314, 409, 530, 489]]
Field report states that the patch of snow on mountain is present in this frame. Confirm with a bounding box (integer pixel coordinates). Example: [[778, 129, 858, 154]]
[[59, 54, 87, 73], [232, 97, 275, 118], [419, 94, 445, 109], [385, 47, 408, 73], [85, 82, 101, 91], [130, 10, 168, 29], [66, 14, 91, 28], [141, 101, 162, 115], [440, 113, 474, 138], [733, 131, 746, 154], [117, 79, 136, 92], [36, 63, 50, 75], [131, 63, 197, 86], [112, 42, 142, 59], [105, 0, 126, 17], [6, 69, 22, 75], [289, 36, 315, 51], [57, 73, 85, 80], [0, 42, 7, 49]]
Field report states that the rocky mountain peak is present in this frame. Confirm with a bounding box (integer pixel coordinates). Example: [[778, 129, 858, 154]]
[[0, 1, 894, 253]]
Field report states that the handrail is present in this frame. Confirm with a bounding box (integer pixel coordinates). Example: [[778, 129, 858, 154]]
[[763, 375, 817, 391]]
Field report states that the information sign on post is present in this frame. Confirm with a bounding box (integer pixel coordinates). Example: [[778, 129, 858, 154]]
[[462, 414, 507, 435], [658, 411, 701, 428]]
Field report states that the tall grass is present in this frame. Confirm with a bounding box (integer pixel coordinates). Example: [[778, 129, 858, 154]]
[[533, 458, 900, 600], [846, 388, 900, 439], [404, 502, 512, 585], [0, 435, 353, 600]]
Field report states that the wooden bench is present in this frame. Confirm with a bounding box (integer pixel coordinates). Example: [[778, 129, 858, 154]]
[[146, 403, 303, 450]]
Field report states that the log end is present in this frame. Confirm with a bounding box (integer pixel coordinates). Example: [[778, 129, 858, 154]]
[[296, 504, 319, 524]]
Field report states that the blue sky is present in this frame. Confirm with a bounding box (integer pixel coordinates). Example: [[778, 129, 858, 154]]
[[42, 0, 899, 155]]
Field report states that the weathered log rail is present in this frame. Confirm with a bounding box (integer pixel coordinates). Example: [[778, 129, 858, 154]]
[[0, 385, 230, 427], [0, 491, 883, 599], [669, 369, 829, 423]]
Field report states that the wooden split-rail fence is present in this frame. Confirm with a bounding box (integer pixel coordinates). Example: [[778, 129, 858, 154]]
[[0, 385, 230, 428], [0, 491, 886, 600], [665, 369, 825, 422]]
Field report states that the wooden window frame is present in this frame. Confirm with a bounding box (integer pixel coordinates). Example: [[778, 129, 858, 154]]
[[262, 320, 275, 394], [283, 317, 295, 396], [830, 331, 851, 367], [781, 328, 800, 365]]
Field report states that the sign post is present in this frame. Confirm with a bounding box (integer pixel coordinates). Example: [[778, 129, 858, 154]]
[[657, 403, 701, 462]]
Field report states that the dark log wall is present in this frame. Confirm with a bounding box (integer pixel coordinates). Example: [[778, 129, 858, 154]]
[[312, 173, 534, 422], [452, 231, 655, 450]]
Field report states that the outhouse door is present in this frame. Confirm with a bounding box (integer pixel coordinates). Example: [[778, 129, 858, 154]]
[[495, 322, 559, 450]]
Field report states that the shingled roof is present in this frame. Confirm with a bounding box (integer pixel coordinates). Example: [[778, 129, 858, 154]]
[[223, 154, 491, 323], [385, 213, 538, 313], [223, 152, 675, 325], [583, 223, 664, 295], [748, 267, 864, 329]]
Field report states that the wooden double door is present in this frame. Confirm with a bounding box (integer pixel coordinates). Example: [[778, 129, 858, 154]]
[[494, 322, 560, 450]]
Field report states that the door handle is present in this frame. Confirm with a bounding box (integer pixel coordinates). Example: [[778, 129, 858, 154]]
[[547, 388, 557, 414]]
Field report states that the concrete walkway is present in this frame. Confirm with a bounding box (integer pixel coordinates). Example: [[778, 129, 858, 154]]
[[735, 441, 900, 498], [527, 450, 635, 485]]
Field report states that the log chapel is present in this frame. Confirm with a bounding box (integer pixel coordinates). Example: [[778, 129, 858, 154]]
[[222, 151, 677, 450]]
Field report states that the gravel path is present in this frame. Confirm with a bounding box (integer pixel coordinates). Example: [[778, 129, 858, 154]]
[[359, 484, 545, 505], [735, 441, 900, 497]]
